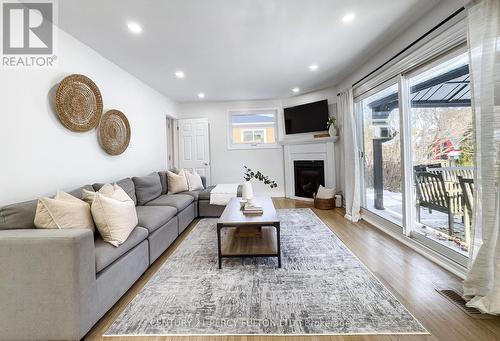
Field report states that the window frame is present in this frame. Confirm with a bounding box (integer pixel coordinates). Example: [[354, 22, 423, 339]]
[[227, 108, 279, 150], [403, 46, 471, 264]]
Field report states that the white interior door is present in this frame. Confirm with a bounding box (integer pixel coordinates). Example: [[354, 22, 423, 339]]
[[177, 118, 211, 185]]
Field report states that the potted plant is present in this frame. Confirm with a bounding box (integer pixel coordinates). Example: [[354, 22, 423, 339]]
[[243, 166, 277, 187], [327, 116, 337, 137]]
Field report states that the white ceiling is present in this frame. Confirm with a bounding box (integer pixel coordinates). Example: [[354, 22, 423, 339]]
[[59, 0, 441, 102]]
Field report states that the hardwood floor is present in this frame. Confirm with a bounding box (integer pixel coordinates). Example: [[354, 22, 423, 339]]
[[85, 198, 500, 341]]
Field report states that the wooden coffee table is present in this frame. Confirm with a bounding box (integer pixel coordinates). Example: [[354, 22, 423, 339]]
[[217, 196, 281, 268]]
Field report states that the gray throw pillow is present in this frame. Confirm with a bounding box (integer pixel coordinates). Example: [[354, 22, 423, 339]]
[[132, 173, 162, 205]]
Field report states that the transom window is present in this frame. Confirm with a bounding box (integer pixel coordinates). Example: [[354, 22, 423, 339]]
[[227, 109, 278, 149]]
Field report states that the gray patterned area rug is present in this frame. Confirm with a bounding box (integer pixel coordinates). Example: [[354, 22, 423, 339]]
[[105, 208, 427, 336]]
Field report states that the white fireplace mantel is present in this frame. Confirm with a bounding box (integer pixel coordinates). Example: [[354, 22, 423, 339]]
[[283, 139, 336, 200], [278, 136, 338, 145]]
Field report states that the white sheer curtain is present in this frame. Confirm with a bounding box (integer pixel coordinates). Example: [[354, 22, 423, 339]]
[[338, 89, 361, 222], [463, 0, 500, 315]]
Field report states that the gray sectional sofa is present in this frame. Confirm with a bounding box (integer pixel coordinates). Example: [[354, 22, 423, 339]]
[[0, 171, 237, 341]]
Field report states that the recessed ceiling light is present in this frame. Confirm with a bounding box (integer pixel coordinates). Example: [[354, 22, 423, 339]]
[[127, 22, 142, 34], [175, 71, 185, 79], [292, 87, 300, 93], [197, 93, 205, 99], [309, 64, 319, 71], [342, 12, 356, 23]]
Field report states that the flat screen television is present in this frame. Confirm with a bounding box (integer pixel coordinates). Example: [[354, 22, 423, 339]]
[[284, 99, 329, 134]]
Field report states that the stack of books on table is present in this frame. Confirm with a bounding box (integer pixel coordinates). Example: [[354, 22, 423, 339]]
[[243, 201, 263, 215]]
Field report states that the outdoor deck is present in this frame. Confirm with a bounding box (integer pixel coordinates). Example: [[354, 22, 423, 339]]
[[366, 188, 468, 256]]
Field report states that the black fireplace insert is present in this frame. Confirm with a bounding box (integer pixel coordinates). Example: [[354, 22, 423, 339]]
[[293, 160, 325, 198]]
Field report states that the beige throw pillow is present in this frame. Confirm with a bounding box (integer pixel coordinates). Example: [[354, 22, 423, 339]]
[[34, 191, 95, 231], [83, 183, 138, 247], [167, 169, 188, 194], [91, 193, 137, 247], [185, 170, 204, 191], [82, 183, 129, 203]]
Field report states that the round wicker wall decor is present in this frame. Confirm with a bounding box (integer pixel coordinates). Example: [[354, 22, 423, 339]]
[[98, 110, 131, 155], [55, 74, 103, 132]]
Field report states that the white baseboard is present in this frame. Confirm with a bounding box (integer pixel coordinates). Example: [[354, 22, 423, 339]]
[[288, 195, 314, 202]]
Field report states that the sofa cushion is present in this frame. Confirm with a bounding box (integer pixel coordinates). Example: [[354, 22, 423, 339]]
[[94, 226, 148, 273], [117, 178, 137, 204], [0, 185, 94, 230], [158, 171, 168, 195], [133, 173, 162, 205], [0, 199, 38, 230], [68, 184, 95, 200], [182, 189, 203, 201], [198, 185, 216, 201], [136, 205, 177, 233], [146, 194, 194, 211], [93, 178, 136, 205]]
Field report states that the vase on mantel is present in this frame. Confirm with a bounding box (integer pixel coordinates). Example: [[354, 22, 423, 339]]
[[328, 125, 337, 137]]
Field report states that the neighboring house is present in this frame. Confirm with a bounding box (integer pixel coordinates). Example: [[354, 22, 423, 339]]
[[231, 114, 276, 144], [429, 138, 462, 160]]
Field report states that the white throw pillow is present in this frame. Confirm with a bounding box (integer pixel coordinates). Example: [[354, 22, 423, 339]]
[[34, 191, 95, 231], [167, 169, 189, 194], [185, 170, 204, 191], [83, 183, 138, 247], [316, 185, 335, 199]]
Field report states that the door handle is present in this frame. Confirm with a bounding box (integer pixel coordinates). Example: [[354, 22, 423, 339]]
[[204, 162, 209, 166]]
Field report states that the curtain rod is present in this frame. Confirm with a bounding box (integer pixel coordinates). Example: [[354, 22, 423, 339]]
[[336, 6, 466, 97]]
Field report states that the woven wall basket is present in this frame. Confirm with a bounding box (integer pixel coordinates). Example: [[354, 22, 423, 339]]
[[55, 74, 103, 132], [98, 110, 131, 155]]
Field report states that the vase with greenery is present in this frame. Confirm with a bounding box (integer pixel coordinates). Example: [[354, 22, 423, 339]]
[[243, 166, 278, 188], [327, 116, 337, 137]]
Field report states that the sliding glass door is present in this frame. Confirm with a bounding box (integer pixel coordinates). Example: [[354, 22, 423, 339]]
[[360, 82, 403, 226], [356, 47, 474, 264], [408, 51, 473, 257]]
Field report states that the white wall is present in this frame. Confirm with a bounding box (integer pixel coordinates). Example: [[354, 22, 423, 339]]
[[178, 86, 338, 197], [0, 29, 178, 205], [178, 99, 284, 196]]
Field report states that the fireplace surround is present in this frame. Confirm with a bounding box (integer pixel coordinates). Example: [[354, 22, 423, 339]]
[[283, 139, 336, 200]]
